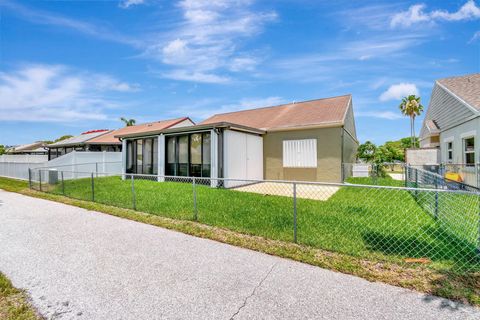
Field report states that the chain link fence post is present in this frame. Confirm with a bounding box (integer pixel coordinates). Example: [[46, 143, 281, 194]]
[[61, 171, 65, 196], [28, 168, 32, 189], [39, 170, 42, 192], [293, 182, 297, 243], [131, 175, 136, 210], [91, 172, 95, 202], [434, 176, 439, 220], [193, 177, 198, 221], [95, 163, 98, 178]]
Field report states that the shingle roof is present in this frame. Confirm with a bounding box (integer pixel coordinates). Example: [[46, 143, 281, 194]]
[[200, 95, 352, 131], [86, 130, 121, 145], [7, 141, 46, 152], [437, 73, 480, 111], [114, 117, 193, 138], [48, 130, 110, 147]]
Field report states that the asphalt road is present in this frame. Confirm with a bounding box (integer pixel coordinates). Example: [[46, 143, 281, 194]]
[[1, 189, 479, 320]]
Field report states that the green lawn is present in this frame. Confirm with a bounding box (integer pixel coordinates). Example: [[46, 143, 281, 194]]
[[44, 175, 480, 271], [0, 272, 40, 320]]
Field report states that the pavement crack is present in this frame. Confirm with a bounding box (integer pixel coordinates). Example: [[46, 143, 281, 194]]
[[229, 263, 277, 320]]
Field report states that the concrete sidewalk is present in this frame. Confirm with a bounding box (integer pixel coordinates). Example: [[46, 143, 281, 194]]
[[0, 189, 478, 320]]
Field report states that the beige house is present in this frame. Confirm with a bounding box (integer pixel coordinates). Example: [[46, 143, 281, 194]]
[[201, 94, 358, 182], [117, 95, 358, 184]]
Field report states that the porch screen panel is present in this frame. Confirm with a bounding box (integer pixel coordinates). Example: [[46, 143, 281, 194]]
[[190, 134, 202, 177], [153, 138, 158, 175], [126, 140, 134, 173], [166, 137, 176, 175], [136, 139, 143, 174], [202, 133, 211, 177], [143, 139, 153, 174], [178, 136, 188, 176]]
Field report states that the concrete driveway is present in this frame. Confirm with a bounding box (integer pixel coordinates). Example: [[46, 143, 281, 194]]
[[0, 190, 479, 320]]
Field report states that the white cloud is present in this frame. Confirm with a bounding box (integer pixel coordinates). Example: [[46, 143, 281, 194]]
[[356, 111, 404, 120], [0, 64, 138, 122], [119, 0, 145, 9], [161, 70, 230, 84], [0, 0, 140, 46], [379, 83, 419, 102], [145, 0, 277, 82], [430, 0, 480, 21], [469, 30, 480, 42], [391, 1, 480, 28]]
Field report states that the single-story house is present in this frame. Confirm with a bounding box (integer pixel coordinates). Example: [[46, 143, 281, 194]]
[[47, 129, 122, 160], [5, 141, 48, 155], [419, 73, 480, 186], [420, 73, 480, 165], [116, 95, 358, 185]]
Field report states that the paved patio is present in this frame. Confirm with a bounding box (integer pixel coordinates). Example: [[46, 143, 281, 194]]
[[233, 182, 340, 201]]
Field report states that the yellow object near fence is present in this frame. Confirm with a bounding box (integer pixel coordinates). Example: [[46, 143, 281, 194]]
[[445, 172, 462, 182]]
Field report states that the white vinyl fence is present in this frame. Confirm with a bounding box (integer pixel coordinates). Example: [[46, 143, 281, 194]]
[[0, 151, 122, 181]]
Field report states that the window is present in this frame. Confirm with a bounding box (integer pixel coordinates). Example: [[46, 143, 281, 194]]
[[165, 132, 212, 178], [446, 141, 453, 163], [464, 137, 475, 167], [283, 139, 317, 168]]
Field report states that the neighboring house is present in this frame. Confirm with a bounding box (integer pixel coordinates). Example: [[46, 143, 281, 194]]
[[116, 95, 358, 185], [47, 129, 122, 160], [420, 73, 480, 165], [5, 141, 48, 155]]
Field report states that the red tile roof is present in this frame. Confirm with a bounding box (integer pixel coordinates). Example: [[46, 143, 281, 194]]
[[200, 95, 352, 131]]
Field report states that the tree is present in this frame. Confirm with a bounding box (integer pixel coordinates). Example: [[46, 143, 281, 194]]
[[399, 137, 419, 149], [0, 145, 5, 155], [399, 95, 423, 149], [357, 141, 377, 162], [120, 117, 136, 127]]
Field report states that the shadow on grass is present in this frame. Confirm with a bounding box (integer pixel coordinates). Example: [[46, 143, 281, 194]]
[[362, 226, 480, 269]]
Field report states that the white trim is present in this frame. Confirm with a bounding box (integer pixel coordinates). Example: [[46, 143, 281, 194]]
[[460, 130, 477, 139], [443, 136, 454, 143], [158, 134, 165, 181]]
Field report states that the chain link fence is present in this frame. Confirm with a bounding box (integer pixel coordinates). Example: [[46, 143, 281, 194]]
[[29, 168, 480, 272]]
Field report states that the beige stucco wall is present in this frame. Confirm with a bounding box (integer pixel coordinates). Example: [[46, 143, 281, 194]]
[[263, 127, 344, 183]]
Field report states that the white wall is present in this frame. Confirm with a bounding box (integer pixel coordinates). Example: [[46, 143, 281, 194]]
[[439, 117, 480, 164], [406, 148, 440, 165], [223, 130, 263, 188]]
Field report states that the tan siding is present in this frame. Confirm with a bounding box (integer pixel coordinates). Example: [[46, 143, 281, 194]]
[[343, 100, 357, 140], [342, 129, 358, 179], [263, 127, 343, 182]]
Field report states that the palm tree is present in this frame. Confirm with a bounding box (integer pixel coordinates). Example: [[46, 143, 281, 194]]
[[120, 117, 136, 127], [399, 95, 423, 148]]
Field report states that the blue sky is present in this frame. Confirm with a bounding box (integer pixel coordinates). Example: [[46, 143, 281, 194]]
[[0, 0, 479, 145]]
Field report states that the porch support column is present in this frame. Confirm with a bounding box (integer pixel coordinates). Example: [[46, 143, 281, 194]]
[[158, 134, 165, 182], [121, 139, 127, 180], [210, 129, 219, 187]]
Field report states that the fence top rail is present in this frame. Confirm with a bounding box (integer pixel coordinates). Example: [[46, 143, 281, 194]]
[[35, 161, 122, 170], [31, 169, 480, 196]]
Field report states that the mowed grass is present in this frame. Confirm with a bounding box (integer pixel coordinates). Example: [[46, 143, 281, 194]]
[[0, 272, 40, 320], [48, 175, 480, 271]]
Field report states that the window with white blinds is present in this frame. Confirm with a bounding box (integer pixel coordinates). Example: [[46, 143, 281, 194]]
[[283, 139, 317, 168]]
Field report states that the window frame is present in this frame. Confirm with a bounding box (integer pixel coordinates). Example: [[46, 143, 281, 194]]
[[463, 136, 475, 167], [282, 139, 318, 168]]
